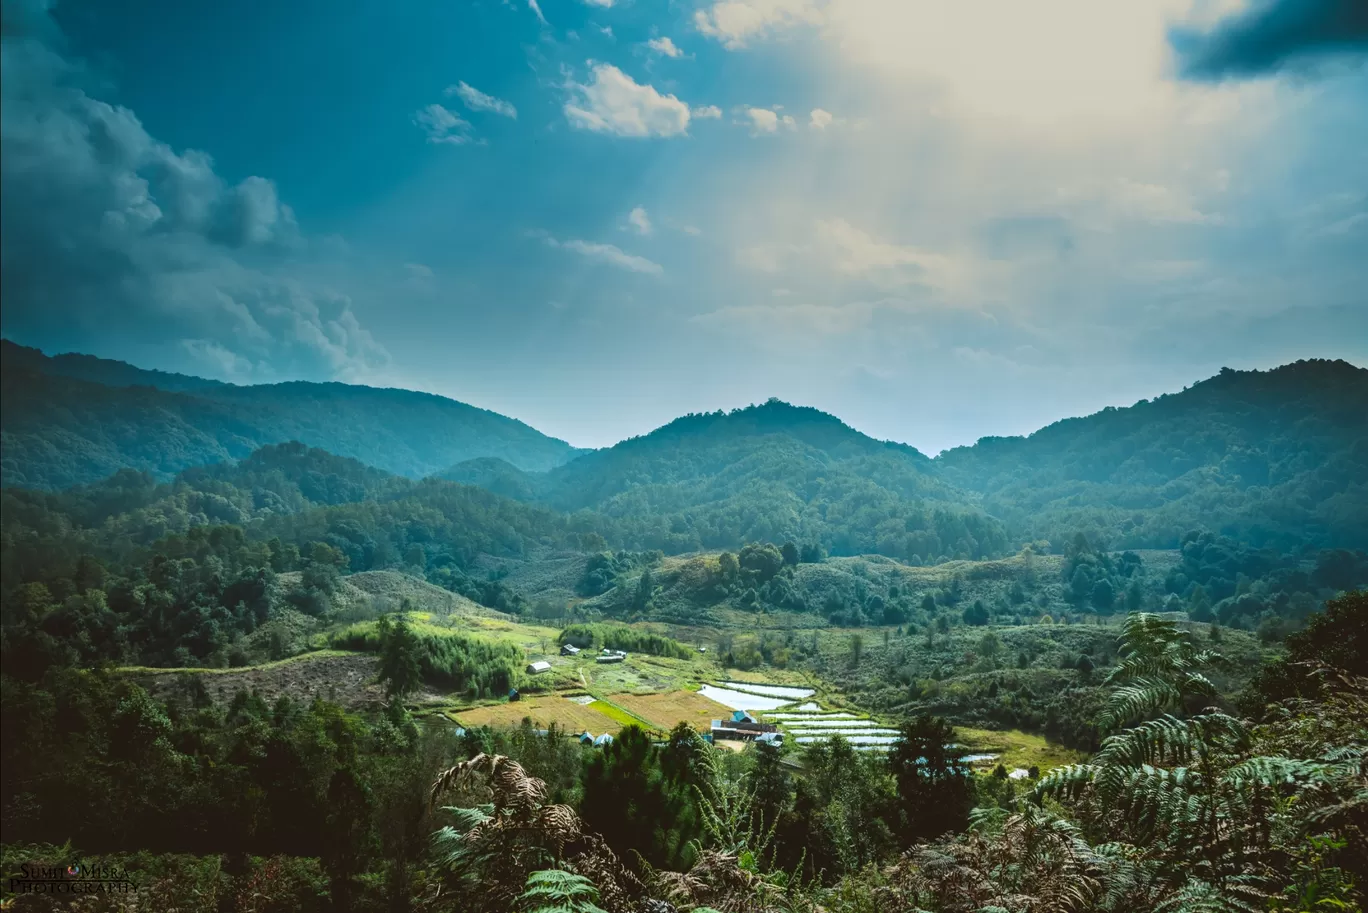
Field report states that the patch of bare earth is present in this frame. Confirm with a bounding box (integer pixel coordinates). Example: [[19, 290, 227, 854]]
[[136, 653, 388, 711]]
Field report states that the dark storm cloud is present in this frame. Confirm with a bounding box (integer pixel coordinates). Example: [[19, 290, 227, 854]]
[[0, 0, 387, 380], [1171, 0, 1368, 79]]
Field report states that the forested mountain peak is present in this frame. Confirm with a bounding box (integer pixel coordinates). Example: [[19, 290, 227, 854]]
[[935, 359, 1368, 550], [1, 341, 588, 488], [631, 398, 930, 463]]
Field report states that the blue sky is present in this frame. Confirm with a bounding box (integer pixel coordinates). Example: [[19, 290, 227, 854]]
[[2, 0, 1365, 452]]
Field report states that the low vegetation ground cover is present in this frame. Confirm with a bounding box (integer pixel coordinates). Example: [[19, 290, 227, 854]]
[[449, 694, 624, 734], [608, 690, 731, 732]]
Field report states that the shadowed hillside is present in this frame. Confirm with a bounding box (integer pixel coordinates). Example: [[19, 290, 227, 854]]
[[449, 399, 1009, 562], [0, 340, 587, 488], [935, 359, 1368, 550]]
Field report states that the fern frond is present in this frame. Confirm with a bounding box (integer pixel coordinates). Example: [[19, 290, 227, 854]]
[[1033, 763, 1100, 802]]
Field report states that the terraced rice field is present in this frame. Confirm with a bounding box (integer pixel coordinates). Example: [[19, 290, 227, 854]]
[[609, 690, 732, 732], [776, 718, 885, 728], [697, 685, 795, 711], [763, 711, 858, 721], [451, 694, 623, 734], [719, 682, 815, 699], [793, 733, 901, 746]]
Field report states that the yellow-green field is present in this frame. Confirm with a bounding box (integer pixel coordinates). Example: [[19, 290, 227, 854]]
[[955, 727, 1087, 772], [609, 690, 731, 732], [450, 694, 624, 734]]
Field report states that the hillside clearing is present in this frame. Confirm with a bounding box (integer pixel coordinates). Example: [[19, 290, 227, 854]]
[[609, 690, 732, 732], [449, 694, 624, 734]]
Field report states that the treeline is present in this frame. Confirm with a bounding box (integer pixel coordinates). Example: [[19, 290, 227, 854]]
[[0, 444, 610, 672], [557, 623, 694, 660], [329, 618, 523, 699]]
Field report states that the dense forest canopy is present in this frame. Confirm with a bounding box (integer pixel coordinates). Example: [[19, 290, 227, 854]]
[[936, 359, 1368, 550], [0, 340, 586, 488], [2, 351, 1367, 913], [448, 399, 1010, 561]]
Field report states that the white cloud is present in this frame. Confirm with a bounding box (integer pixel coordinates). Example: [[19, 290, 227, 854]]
[[1108, 179, 1219, 224], [583, 0, 615, 6], [681, 224, 703, 236], [692, 104, 722, 119], [736, 221, 961, 293], [0, 27, 388, 383], [404, 262, 435, 290], [627, 206, 653, 235], [646, 37, 684, 57], [413, 103, 474, 145], [527, 0, 548, 25], [541, 235, 664, 274], [564, 63, 691, 138], [736, 242, 801, 272], [809, 108, 833, 129], [694, 0, 822, 50], [742, 107, 796, 135], [446, 82, 517, 119], [814, 218, 958, 290]]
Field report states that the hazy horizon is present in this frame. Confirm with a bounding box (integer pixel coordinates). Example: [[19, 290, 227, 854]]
[[13, 337, 1362, 456]]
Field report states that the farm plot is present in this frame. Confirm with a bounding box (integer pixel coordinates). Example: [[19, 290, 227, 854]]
[[452, 694, 623, 734], [777, 719, 884, 728], [697, 685, 793, 711], [718, 682, 815, 700], [763, 712, 858, 721], [794, 733, 901, 746], [610, 690, 732, 732]]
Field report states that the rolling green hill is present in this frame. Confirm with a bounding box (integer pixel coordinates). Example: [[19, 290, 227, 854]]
[[449, 399, 1010, 562], [935, 359, 1368, 550], [0, 340, 587, 488]]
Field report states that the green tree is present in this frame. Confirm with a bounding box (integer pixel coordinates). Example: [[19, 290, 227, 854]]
[[378, 616, 423, 699], [324, 766, 374, 912], [780, 541, 800, 567], [633, 569, 655, 612], [963, 601, 990, 626], [887, 715, 971, 844]]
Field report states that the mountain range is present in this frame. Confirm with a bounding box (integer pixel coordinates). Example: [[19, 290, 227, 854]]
[[2, 339, 1365, 554], [0, 340, 585, 488]]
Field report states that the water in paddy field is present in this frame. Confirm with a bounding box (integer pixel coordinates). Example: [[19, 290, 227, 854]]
[[795, 733, 902, 745], [719, 681, 816, 699], [763, 712, 859, 720], [698, 685, 795, 711]]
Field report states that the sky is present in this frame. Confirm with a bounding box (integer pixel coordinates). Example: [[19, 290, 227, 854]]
[[2, 0, 1366, 453]]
